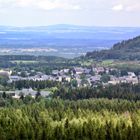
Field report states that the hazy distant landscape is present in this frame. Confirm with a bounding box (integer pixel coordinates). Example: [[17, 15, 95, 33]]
[[1, 25, 140, 58], [1, 0, 140, 139]]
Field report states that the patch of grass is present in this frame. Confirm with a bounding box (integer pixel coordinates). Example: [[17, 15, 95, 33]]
[[104, 61, 140, 70], [101, 60, 114, 66], [80, 59, 96, 66]]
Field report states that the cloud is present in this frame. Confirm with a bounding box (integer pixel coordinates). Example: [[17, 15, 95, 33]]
[[37, 0, 81, 10], [125, 4, 140, 12], [112, 4, 124, 11], [0, 0, 140, 12], [111, 1, 140, 12], [0, 0, 81, 10], [16, 0, 34, 7]]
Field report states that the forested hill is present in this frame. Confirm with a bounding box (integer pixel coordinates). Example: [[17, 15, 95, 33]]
[[112, 36, 140, 50], [86, 36, 140, 60]]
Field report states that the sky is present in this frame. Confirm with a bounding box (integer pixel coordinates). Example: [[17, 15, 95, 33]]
[[0, 0, 140, 27]]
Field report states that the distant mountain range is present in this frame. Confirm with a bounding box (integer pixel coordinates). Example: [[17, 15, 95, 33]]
[[0, 24, 140, 58], [1, 24, 140, 40], [86, 35, 140, 60]]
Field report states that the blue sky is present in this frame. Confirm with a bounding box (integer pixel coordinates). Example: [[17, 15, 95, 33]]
[[0, 0, 140, 27]]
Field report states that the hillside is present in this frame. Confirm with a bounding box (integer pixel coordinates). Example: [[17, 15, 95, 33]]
[[86, 36, 140, 60]]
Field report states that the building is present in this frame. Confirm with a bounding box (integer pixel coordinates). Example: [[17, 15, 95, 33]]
[[89, 75, 101, 85], [0, 69, 12, 78], [10, 76, 21, 82], [73, 67, 84, 75], [93, 67, 105, 74], [52, 70, 59, 76]]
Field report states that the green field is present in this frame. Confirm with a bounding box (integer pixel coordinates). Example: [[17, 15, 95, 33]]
[[105, 61, 140, 69], [101, 60, 114, 66]]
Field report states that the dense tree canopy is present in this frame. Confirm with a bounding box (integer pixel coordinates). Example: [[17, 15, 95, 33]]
[[0, 97, 139, 140], [54, 83, 140, 101]]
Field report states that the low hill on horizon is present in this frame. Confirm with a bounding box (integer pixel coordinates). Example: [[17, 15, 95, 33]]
[[1, 24, 140, 40]]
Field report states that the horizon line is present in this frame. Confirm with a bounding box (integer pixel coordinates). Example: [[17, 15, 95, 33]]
[[0, 24, 140, 28]]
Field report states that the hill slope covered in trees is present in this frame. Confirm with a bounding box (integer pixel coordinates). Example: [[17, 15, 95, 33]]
[[86, 36, 140, 60]]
